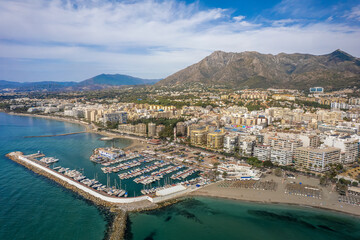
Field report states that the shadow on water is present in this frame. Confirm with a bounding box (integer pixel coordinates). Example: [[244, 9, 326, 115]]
[[143, 198, 207, 224], [246, 209, 357, 236], [144, 231, 157, 240], [144, 198, 219, 225], [124, 216, 133, 240]]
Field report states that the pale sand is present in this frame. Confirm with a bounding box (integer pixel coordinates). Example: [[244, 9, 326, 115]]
[[191, 174, 360, 217]]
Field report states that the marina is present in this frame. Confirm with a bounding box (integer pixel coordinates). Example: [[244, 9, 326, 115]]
[[6, 149, 207, 204]]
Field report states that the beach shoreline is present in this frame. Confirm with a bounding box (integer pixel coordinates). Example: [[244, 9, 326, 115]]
[[191, 192, 360, 217], [190, 176, 360, 217]]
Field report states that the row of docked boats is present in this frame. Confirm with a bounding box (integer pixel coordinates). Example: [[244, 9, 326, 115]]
[[101, 156, 156, 173], [170, 168, 198, 180], [134, 164, 184, 185], [90, 152, 140, 166], [39, 157, 59, 164], [118, 161, 170, 180], [53, 166, 128, 198]]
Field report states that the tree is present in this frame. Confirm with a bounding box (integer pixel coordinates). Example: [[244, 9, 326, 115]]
[[274, 168, 282, 177], [339, 178, 351, 186], [222, 171, 228, 179], [351, 181, 358, 187], [263, 160, 274, 168], [247, 157, 263, 168], [213, 162, 220, 169], [106, 121, 118, 129], [320, 176, 328, 186]]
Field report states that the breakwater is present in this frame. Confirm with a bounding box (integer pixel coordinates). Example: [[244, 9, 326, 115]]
[[6, 152, 154, 206], [5, 151, 194, 240]]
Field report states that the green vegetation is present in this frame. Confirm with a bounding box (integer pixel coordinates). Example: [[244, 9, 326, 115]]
[[0, 102, 10, 110], [274, 168, 282, 177], [246, 104, 262, 111], [295, 100, 331, 109], [246, 157, 263, 168], [263, 160, 274, 168], [193, 101, 219, 108], [106, 121, 118, 129]]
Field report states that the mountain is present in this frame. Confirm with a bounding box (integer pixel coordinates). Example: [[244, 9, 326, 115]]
[[0, 74, 159, 92], [78, 74, 159, 86], [0, 80, 77, 91], [156, 50, 360, 90]]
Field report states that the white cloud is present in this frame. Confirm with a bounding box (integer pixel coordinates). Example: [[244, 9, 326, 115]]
[[233, 15, 245, 21], [347, 5, 360, 21], [0, 0, 359, 81]]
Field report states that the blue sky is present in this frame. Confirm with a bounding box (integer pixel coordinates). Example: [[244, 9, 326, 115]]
[[0, 0, 359, 82]]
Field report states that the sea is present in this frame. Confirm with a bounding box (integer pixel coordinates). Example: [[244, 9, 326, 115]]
[[0, 112, 359, 240]]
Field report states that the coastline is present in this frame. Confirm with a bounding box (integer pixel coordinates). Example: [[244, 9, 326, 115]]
[[190, 176, 360, 217], [191, 193, 360, 218], [3, 112, 359, 229], [4, 112, 146, 149]]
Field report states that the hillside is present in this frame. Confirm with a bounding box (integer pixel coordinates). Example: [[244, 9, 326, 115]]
[[156, 50, 360, 90]]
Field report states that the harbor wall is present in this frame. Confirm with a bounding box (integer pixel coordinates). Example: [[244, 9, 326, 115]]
[[7, 152, 152, 205], [108, 209, 128, 240]]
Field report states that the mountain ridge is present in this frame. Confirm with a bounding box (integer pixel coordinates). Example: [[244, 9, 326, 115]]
[[156, 50, 360, 90], [0, 74, 160, 91]]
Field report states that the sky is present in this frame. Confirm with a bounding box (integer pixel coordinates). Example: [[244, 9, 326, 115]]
[[0, 0, 360, 82]]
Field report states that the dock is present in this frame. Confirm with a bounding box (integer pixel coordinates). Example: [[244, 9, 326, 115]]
[[5, 151, 197, 206]]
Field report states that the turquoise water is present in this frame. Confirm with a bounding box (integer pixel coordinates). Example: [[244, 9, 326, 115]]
[[0, 113, 118, 240], [128, 197, 360, 240]]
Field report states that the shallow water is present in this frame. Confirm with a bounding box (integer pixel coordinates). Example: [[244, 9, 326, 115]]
[[0, 113, 112, 240], [127, 196, 360, 240]]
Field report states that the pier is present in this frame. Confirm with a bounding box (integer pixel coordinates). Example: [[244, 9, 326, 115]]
[[5, 151, 205, 239], [5, 151, 198, 206]]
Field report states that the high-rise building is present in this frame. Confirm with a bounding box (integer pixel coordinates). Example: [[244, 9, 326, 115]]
[[156, 124, 165, 137], [324, 136, 359, 163], [253, 145, 271, 161], [294, 147, 340, 172], [190, 128, 207, 146], [176, 122, 186, 136], [270, 148, 293, 165], [148, 122, 156, 137], [135, 123, 147, 136], [207, 131, 225, 150]]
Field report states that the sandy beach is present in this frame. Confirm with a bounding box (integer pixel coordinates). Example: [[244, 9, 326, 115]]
[[191, 173, 360, 217]]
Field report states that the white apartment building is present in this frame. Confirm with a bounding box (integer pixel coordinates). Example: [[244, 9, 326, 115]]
[[324, 135, 359, 163], [270, 148, 293, 165], [253, 145, 271, 161]]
